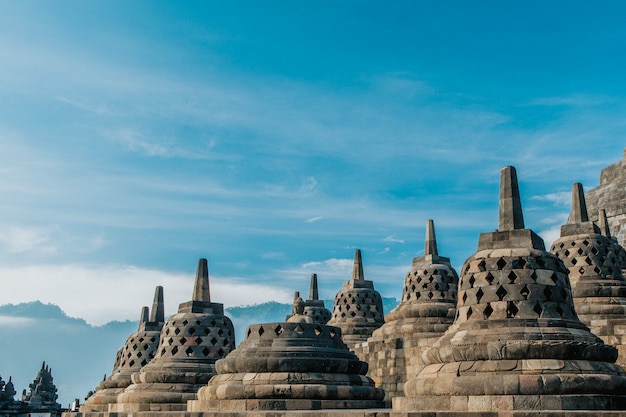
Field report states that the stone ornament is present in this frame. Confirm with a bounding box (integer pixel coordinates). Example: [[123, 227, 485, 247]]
[[302, 274, 332, 324], [81, 286, 165, 412], [396, 166, 626, 412], [328, 249, 384, 351], [112, 259, 236, 412], [355, 219, 458, 401], [189, 321, 384, 411]]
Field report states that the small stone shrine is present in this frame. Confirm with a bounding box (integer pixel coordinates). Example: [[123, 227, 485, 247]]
[[355, 219, 458, 402], [395, 166, 626, 412], [112, 259, 236, 412], [22, 361, 61, 415], [81, 286, 165, 412], [551, 183, 626, 367], [328, 249, 384, 352], [189, 293, 385, 411], [600, 208, 626, 272], [302, 274, 332, 324], [0, 374, 17, 411], [586, 147, 626, 247]]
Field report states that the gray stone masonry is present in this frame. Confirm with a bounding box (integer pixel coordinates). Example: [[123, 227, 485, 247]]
[[586, 147, 626, 247], [395, 166, 626, 412], [328, 250, 384, 352], [81, 286, 165, 412], [111, 259, 236, 413], [551, 183, 626, 369], [354, 219, 458, 403]]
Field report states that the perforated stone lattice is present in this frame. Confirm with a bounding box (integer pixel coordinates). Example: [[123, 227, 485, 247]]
[[551, 235, 624, 279], [302, 306, 332, 324], [157, 315, 235, 360], [456, 253, 577, 322], [403, 265, 458, 303], [331, 289, 384, 322], [117, 331, 161, 369]]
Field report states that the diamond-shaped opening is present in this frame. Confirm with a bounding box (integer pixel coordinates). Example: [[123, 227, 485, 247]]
[[537, 258, 546, 268], [572, 258, 578, 265], [428, 291, 434, 299], [182, 320, 189, 326], [132, 344, 138, 350], [160, 348, 166, 355], [496, 258, 507, 270], [210, 337, 218, 345], [422, 283, 428, 289], [550, 273, 559, 284], [483, 303, 493, 318], [196, 320, 202, 325], [543, 286, 552, 300], [129, 360, 135, 367], [217, 328, 224, 336], [150, 337, 156, 343], [533, 302, 543, 316], [577, 248, 584, 255], [195, 337, 203, 345], [140, 359, 148, 366], [584, 257, 592, 265], [411, 284, 416, 291], [274, 325, 283, 336], [591, 247, 598, 255], [165, 328, 170, 335], [466, 306, 473, 319], [137, 337, 144, 343], [356, 304, 362, 310], [258, 326, 265, 336], [351, 311, 357, 317], [315, 325, 322, 336], [476, 288, 484, 303], [223, 339, 230, 347], [556, 304, 564, 317], [137, 351, 143, 358], [211, 320, 217, 326], [174, 328, 181, 335], [189, 327, 196, 335], [508, 271, 517, 283], [468, 275, 476, 288], [594, 266, 601, 274], [218, 348, 225, 356], [294, 324, 304, 335], [478, 259, 486, 272], [167, 337, 174, 345], [143, 344, 149, 350], [202, 347, 211, 356], [185, 347, 194, 357], [506, 301, 519, 318], [520, 285, 530, 299], [564, 249, 570, 257], [329, 328, 336, 338], [246, 328, 251, 338], [518, 258, 527, 268], [578, 267, 585, 274], [486, 272, 495, 284], [496, 285, 508, 301], [462, 292, 468, 304], [171, 346, 178, 355], [582, 239, 589, 246], [415, 292, 421, 300], [530, 271, 538, 282], [179, 337, 187, 345]]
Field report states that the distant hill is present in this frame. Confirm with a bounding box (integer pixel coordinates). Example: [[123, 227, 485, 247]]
[[0, 297, 398, 407]]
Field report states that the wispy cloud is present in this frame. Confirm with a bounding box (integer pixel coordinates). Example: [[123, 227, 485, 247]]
[[383, 235, 405, 244], [305, 216, 324, 223]]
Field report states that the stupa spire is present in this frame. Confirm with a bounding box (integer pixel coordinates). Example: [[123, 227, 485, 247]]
[[352, 249, 364, 281], [599, 208, 612, 238], [192, 258, 211, 302], [569, 182, 589, 223], [139, 306, 149, 329], [308, 273, 319, 300], [424, 219, 438, 256], [149, 285, 164, 323], [498, 165, 524, 231]]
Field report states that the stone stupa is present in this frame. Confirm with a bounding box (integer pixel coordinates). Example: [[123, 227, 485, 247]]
[[112, 259, 236, 412], [189, 289, 385, 411], [302, 273, 332, 324], [395, 166, 626, 412], [551, 183, 626, 367], [355, 219, 458, 401], [22, 362, 61, 415], [81, 286, 165, 412], [328, 249, 384, 352]]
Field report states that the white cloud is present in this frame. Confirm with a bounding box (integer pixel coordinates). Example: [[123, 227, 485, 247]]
[[531, 191, 571, 206], [383, 235, 405, 244], [305, 216, 324, 223], [0, 316, 35, 327], [0, 264, 293, 326], [0, 227, 55, 254]]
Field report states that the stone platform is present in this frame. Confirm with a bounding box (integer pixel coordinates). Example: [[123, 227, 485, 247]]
[[64, 408, 626, 417]]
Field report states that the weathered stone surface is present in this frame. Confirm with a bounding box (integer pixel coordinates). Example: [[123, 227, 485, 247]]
[[354, 220, 458, 402], [550, 183, 626, 369], [190, 322, 384, 411], [81, 287, 165, 412], [328, 250, 384, 351], [396, 166, 626, 412], [112, 259, 235, 412], [586, 147, 626, 248]]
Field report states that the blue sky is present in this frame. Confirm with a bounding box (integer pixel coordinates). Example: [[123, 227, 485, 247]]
[[0, 1, 625, 324]]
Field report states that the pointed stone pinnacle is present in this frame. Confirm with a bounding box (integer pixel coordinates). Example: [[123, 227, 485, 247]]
[[293, 291, 300, 302], [424, 219, 438, 257], [150, 286, 165, 323], [192, 258, 211, 302], [599, 209, 611, 237], [139, 306, 149, 325], [309, 273, 319, 300], [569, 182, 589, 224], [352, 249, 365, 281], [499, 166, 525, 231]]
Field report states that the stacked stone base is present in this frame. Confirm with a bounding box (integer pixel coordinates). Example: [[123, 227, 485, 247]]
[[189, 399, 386, 411]]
